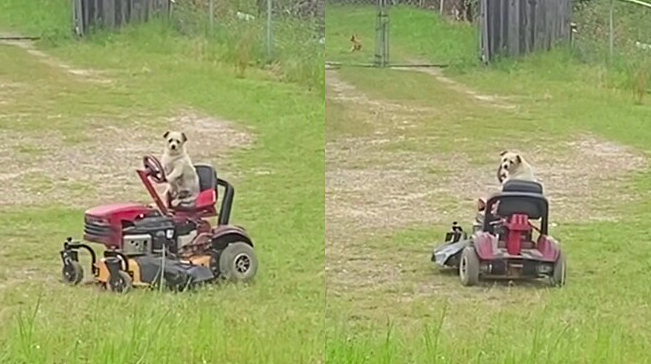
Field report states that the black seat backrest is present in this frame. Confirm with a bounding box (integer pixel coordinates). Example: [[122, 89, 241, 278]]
[[194, 164, 218, 192], [502, 179, 543, 194], [497, 197, 546, 219], [497, 179, 546, 219]]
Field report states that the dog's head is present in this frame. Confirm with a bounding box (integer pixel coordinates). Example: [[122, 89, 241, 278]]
[[499, 150, 524, 173], [163, 131, 188, 154]]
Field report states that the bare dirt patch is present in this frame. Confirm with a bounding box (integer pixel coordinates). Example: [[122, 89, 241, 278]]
[[0, 39, 111, 84], [326, 134, 647, 236], [0, 109, 255, 208], [0, 80, 26, 107]]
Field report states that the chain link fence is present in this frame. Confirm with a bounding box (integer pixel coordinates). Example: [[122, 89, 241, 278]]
[[572, 0, 651, 101], [171, 0, 324, 88], [326, 0, 475, 67]]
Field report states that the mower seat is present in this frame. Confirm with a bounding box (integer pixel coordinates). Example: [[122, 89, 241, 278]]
[[170, 164, 218, 213], [498, 180, 546, 219]]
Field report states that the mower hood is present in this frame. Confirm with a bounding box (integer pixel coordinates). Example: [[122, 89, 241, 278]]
[[85, 203, 152, 218]]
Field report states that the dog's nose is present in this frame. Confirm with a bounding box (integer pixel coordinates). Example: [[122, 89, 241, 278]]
[[171, 145, 177, 150]]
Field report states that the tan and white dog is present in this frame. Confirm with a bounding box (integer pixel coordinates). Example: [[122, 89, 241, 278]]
[[161, 131, 200, 208], [497, 150, 536, 184]]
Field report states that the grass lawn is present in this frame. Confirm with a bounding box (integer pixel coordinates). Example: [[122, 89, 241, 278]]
[[0, 1, 324, 363], [326, 4, 651, 364]]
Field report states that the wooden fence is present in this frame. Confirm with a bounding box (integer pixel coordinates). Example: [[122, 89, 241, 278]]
[[479, 0, 572, 63], [72, 0, 171, 36]]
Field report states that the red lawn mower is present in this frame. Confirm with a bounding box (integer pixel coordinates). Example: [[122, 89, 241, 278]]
[[431, 180, 566, 287], [60, 155, 258, 293]]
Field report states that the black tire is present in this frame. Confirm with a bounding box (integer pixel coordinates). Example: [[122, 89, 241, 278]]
[[550, 252, 567, 287], [62, 261, 84, 286], [108, 271, 133, 294], [459, 246, 480, 286], [218, 242, 258, 283]]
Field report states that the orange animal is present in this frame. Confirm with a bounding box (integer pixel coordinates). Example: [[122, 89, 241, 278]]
[[350, 35, 362, 52]]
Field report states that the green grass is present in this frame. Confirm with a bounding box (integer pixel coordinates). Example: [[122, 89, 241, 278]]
[[326, 3, 651, 363], [0, 1, 323, 363], [0, 0, 324, 91], [0, 0, 70, 39]]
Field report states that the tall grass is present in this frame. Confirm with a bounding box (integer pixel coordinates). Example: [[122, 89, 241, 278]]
[[569, 1, 651, 99], [0, 0, 71, 40], [172, 0, 324, 91]]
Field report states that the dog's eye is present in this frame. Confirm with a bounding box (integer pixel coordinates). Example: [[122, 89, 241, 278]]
[[168, 139, 173, 143]]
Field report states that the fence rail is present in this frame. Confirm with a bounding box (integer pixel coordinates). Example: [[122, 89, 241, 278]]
[[479, 0, 572, 63], [72, 0, 171, 36]]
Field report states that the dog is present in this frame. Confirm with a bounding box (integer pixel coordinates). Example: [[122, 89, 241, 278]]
[[160, 131, 200, 208], [350, 35, 362, 52], [497, 150, 536, 184]]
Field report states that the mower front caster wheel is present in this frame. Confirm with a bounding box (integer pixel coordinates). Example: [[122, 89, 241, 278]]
[[459, 246, 480, 287], [108, 271, 133, 294], [62, 261, 84, 286], [219, 242, 258, 283]]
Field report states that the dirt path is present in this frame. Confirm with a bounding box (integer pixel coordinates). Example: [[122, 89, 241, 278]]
[[393, 66, 517, 109], [326, 69, 437, 114], [0, 36, 111, 84]]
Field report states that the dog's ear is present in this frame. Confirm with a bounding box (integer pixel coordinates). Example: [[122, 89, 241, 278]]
[[499, 150, 508, 156], [163, 131, 170, 139], [515, 154, 522, 163], [181, 132, 188, 143]]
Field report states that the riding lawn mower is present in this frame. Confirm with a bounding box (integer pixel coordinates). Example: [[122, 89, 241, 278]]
[[60, 155, 258, 293], [431, 180, 566, 287]]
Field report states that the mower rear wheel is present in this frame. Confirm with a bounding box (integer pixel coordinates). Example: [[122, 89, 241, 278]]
[[550, 252, 567, 287], [62, 261, 84, 286], [219, 242, 258, 283], [459, 246, 480, 287], [108, 271, 133, 294]]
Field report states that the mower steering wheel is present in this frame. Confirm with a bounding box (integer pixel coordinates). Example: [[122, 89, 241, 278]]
[[143, 155, 166, 183]]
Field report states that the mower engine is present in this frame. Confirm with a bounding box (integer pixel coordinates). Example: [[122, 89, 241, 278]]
[[83, 203, 201, 255], [122, 215, 176, 255]]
